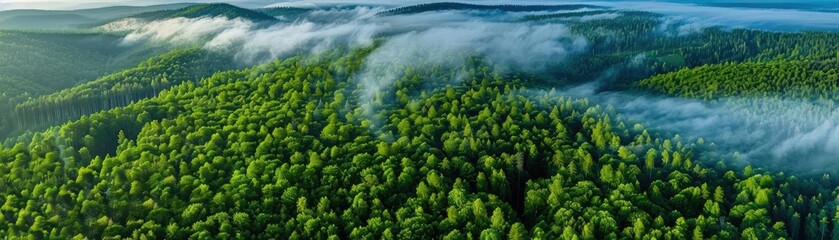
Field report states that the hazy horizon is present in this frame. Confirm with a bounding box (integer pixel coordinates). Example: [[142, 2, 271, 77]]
[[2, 0, 838, 11]]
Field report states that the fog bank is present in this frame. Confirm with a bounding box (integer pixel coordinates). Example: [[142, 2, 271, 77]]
[[561, 84, 839, 171], [99, 1, 839, 171]]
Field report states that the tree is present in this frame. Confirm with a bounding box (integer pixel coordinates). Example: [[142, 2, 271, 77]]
[[491, 208, 506, 230], [508, 223, 528, 240], [480, 229, 502, 240], [578, 147, 594, 176], [693, 226, 703, 240], [583, 222, 596, 240], [645, 149, 656, 178], [633, 218, 645, 239]]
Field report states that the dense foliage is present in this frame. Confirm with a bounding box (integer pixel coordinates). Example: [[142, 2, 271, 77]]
[[128, 4, 276, 22], [9, 48, 234, 134], [0, 47, 838, 239], [0, 30, 156, 99], [3, 3, 839, 240], [554, 13, 839, 90], [640, 58, 839, 101], [0, 30, 167, 139]]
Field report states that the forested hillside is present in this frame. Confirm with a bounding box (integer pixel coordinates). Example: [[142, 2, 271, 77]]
[[525, 12, 839, 89], [0, 3, 194, 30], [522, 10, 623, 22], [376, 3, 601, 16], [256, 7, 314, 20], [640, 58, 839, 101], [0, 30, 171, 139], [126, 3, 276, 22], [2, 1, 839, 239], [2, 45, 839, 239], [0, 3, 282, 139], [10, 48, 234, 134], [0, 30, 158, 99]]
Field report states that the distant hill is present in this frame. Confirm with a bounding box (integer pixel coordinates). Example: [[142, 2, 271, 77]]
[[0, 3, 195, 30], [128, 3, 276, 22], [522, 10, 659, 22], [256, 7, 313, 21], [11, 48, 235, 136], [0, 30, 164, 99], [376, 2, 603, 16], [0, 30, 170, 139]]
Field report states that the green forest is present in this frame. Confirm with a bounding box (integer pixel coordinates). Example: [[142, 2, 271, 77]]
[[1, 2, 839, 239]]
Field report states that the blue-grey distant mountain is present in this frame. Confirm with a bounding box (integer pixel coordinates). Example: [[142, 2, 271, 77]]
[[377, 2, 603, 16], [612, 0, 836, 11], [0, 3, 195, 30]]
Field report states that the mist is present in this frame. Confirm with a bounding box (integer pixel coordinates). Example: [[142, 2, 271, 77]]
[[102, 5, 594, 64], [356, 20, 587, 121], [559, 82, 839, 172], [585, 1, 839, 32], [103, 6, 590, 109], [100, 0, 839, 65], [97, 1, 839, 172]]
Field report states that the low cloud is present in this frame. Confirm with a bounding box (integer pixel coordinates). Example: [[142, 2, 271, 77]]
[[589, 1, 839, 32], [558, 87, 839, 171], [100, 1, 839, 171], [102, 7, 386, 63], [356, 21, 587, 121], [103, 7, 589, 114], [102, 17, 256, 46]]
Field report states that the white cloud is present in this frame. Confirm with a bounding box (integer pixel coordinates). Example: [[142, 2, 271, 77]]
[[588, 1, 839, 32], [97, 1, 839, 169], [557, 86, 839, 170]]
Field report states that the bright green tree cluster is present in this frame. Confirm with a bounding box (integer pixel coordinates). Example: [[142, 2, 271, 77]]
[[640, 59, 839, 101], [1, 48, 838, 239]]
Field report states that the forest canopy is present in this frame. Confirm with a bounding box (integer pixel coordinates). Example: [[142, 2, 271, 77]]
[[1, 1, 839, 239]]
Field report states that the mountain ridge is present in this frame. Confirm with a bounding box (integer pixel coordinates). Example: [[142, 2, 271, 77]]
[[125, 3, 277, 22], [0, 3, 196, 29]]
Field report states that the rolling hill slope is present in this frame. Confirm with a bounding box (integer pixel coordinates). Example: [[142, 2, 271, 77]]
[[4, 2, 839, 239], [0, 30, 162, 99], [377, 2, 602, 16], [126, 3, 276, 22], [0, 46, 834, 239], [640, 59, 839, 101], [11, 48, 235, 134], [0, 3, 195, 30]]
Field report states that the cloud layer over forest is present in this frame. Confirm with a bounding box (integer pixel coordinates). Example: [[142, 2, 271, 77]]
[[573, 91, 839, 171], [100, 1, 839, 171]]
